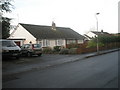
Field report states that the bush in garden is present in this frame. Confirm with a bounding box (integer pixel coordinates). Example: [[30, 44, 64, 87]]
[[86, 40, 104, 48], [86, 40, 97, 48], [42, 47, 53, 54], [68, 48, 77, 54], [59, 48, 69, 54], [53, 46, 61, 52]]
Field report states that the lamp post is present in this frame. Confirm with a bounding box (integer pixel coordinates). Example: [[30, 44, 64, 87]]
[[95, 13, 100, 54]]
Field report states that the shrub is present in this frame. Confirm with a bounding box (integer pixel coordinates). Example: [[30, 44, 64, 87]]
[[86, 40, 104, 48], [68, 48, 77, 54], [42, 47, 53, 54], [53, 46, 61, 52], [86, 40, 96, 48], [59, 48, 69, 54]]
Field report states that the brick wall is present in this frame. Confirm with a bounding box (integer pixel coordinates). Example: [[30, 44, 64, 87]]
[[76, 42, 120, 54]]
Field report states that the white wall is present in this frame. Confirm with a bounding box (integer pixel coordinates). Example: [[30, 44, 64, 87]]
[[50, 40, 56, 48], [86, 32, 97, 38], [9, 24, 36, 44]]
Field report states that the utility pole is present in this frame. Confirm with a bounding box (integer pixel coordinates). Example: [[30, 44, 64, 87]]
[[95, 13, 100, 54]]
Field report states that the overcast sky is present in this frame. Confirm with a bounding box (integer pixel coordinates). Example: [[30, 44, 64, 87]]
[[7, 0, 119, 34]]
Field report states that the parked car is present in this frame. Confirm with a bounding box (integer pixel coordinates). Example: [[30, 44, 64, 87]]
[[21, 44, 42, 56], [0, 39, 21, 59]]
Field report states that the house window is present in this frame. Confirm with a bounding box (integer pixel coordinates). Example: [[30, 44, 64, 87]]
[[78, 40, 83, 44], [67, 40, 76, 44], [56, 39, 63, 46], [37, 40, 42, 44], [47, 40, 50, 46], [43, 39, 50, 47]]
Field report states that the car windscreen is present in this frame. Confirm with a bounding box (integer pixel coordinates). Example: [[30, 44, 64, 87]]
[[2, 41, 16, 47], [33, 44, 41, 48], [21, 44, 30, 49]]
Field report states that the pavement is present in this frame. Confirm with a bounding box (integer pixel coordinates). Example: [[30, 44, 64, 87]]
[[2, 48, 119, 75]]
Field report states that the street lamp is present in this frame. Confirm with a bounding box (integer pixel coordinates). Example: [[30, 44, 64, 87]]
[[95, 13, 100, 54]]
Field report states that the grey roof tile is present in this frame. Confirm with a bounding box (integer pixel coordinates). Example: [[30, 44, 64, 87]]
[[20, 23, 85, 40]]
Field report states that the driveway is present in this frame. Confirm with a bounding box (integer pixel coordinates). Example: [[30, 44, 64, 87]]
[[2, 54, 87, 75]]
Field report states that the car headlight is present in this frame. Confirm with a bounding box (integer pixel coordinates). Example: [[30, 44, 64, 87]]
[[2, 50, 9, 52]]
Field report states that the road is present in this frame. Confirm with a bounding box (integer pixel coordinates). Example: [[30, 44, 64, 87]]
[[3, 51, 118, 88]]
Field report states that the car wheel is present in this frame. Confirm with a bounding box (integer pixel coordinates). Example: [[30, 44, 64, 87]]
[[38, 53, 42, 56], [16, 56, 20, 59], [27, 52, 32, 57]]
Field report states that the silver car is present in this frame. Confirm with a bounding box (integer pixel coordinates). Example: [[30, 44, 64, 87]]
[[21, 44, 42, 56]]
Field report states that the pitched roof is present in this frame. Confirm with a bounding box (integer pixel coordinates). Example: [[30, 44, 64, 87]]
[[84, 34, 92, 39], [20, 23, 85, 40], [91, 31, 109, 36]]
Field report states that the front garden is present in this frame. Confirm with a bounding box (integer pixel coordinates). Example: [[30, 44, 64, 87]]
[[42, 35, 120, 54]]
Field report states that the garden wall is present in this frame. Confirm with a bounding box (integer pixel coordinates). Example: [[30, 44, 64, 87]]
[[76, 42, 120, 54]]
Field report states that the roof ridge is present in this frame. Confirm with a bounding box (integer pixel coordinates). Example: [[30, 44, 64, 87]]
[[19, 23, 71, 29], [91, 31, 108, 33]]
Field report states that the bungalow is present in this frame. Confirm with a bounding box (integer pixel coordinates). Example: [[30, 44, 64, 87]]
[[84, 30, 110, 40], [9, 22, 85, 48]]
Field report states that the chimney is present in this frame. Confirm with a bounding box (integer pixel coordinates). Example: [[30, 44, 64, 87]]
[[51, 21, 56, 31], [101, 30, 103, 32], [101, 30, 104, 34]]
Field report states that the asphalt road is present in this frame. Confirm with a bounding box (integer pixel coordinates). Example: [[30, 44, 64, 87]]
[[3, 51, 119, 88]]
